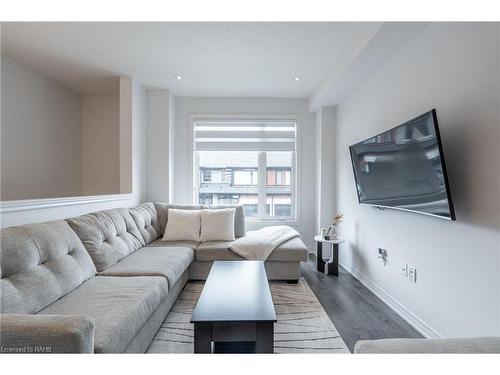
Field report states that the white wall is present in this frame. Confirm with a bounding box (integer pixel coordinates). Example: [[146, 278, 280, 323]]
[[145, 89, 174, 202], [1, 55, 82, 200], [173, 97, 317, 249], [132, 80, 147, 205], [168, 92, 175, 202], [335, 23, 500, 337], [1, 78, 147, 227], [315, 106, 337, 233], [81, 95, 120, 195]]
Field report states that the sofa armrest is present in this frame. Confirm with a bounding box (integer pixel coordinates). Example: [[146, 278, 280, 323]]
[[0, 314, 95, 353], [354, 337, 500, 354]]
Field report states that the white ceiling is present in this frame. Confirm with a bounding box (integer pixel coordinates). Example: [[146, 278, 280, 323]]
[[1, 22, 364, 96]]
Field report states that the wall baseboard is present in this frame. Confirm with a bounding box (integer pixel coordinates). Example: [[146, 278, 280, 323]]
[[339, 259, 443, 339]]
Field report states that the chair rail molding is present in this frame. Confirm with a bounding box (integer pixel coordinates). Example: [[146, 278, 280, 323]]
[[0, 193, 133, 214]]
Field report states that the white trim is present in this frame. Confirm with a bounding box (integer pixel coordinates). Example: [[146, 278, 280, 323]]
[[257, 151, 267, 219], [246, 218, 298, 226], [339, 259, 443, 339], [293, 117, 301, 226], [0, 194, 133, 214]]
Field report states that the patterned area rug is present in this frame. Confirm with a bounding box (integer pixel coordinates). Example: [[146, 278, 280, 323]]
[[147, 278, 349, 353]]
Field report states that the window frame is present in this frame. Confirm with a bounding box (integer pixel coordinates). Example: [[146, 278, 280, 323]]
[[190, 114, 300, 225]]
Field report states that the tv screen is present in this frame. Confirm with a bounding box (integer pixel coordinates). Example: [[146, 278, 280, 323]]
[[349, 109, 455, 220]]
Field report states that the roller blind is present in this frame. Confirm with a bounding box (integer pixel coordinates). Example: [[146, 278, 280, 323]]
[[194, 118, 297, 151]]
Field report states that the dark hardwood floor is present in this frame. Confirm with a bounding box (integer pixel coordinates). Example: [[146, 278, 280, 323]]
[[302, 254, 423, 353]]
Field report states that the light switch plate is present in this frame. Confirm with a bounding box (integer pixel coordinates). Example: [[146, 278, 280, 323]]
[[409, 266, 417, 283], [401, 263, 408, 277]]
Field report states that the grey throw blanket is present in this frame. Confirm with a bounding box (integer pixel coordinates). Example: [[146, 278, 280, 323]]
[[229, 225, 300, 260]]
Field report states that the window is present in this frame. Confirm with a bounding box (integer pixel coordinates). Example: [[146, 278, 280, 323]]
[[267, 169, 291, 186], [197, 151, 259, 217], [234, 169, 258, 185], [201, 170, 212, 182], [194, 118, 297, 221]]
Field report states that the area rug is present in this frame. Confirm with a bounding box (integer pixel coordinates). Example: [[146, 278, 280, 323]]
[[147, 278, 349, 353]]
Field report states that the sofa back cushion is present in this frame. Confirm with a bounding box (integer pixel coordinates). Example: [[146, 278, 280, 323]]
[[66, 208, 145, 272], [0, 220, 96, 314], [129, 202, 161, 245]]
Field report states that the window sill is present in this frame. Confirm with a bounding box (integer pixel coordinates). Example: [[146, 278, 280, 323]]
[[246, 218, 298, 226]]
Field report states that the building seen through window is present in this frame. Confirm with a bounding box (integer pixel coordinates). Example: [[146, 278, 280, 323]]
[[197, 151, 293, 218]]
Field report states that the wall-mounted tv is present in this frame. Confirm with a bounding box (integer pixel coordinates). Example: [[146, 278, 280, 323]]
[[349, 109, 456, 220]]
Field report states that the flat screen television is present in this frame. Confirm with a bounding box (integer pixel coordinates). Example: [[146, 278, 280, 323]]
[[349, 109, 456, 220]]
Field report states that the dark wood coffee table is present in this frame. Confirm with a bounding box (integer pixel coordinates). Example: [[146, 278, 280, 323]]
[[191, 261, 277, 353]]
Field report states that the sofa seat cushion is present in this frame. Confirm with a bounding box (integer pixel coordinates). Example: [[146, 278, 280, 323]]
[[66, 208, 145, 272], [98, 246, 194, 288], [195, 237, 308, 262], [196, 241, 243, 261], [267, 237, 309, 262], [149, 239, 200, 250], [0, 220, 96, 314], [38, 275, 168, 353]]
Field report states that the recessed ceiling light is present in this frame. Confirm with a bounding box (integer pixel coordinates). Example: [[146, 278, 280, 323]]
[[174, 74, 183, 80], [293, 76, 301, 81]]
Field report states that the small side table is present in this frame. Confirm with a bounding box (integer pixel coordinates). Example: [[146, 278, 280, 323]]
[[314, 235, 345, 276]]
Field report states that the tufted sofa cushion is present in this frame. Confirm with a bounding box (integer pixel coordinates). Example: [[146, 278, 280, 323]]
[[66, 208, 145, 272], [129, 202, 161, 245], [0, 220, 96, 314]]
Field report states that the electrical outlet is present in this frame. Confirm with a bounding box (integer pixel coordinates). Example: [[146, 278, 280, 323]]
[[409, 266, 417, 283], [401, 263, 408, 277]]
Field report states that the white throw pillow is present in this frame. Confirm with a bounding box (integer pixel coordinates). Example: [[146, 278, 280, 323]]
[[162, 209, 201, 242], [200, 208, 236, 242]]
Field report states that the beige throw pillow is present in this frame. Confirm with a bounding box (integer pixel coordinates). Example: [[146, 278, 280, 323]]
[[162, 209, 201, 242], [200, 208, 236, 242]]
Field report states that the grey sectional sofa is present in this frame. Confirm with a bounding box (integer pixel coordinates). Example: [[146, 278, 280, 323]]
[[0, 202, 308, 353]]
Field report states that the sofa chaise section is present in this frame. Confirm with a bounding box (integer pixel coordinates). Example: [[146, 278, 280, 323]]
[[189, 236, 308, 281], [150, 202, 309, 281]]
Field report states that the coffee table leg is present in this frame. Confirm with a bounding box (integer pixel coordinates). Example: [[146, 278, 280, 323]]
[[194, 323, 212, 353], [255, 322, 274, 353]]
